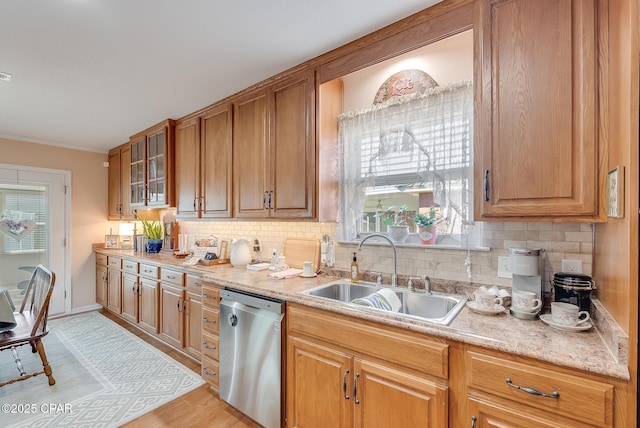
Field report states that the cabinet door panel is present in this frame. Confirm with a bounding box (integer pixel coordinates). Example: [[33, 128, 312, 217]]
[[184, 292, 202, 358], [202, 104, 233, 218], [159, 284, 184, 348], [234, 90, 269, 218], [354, 359, 448, 428], [175, 117, 200, 217], [468, 398, 589, 428], [475, 0, 601, 219], [119, 145, 133, 219], [287, 336, 351, 428], [271, 71, 315, 218], [121, 273, 138, 323], [139, 278, 158, 334], [107, 149, 122, 219], [107, 270, 121, 314], [96, 265, 107, 306]]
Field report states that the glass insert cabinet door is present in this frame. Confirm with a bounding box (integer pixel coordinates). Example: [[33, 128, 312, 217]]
[[129, 127, 168, 207]]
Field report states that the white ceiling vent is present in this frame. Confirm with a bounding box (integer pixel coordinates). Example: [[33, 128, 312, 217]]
[[0, 72, 12, 82]]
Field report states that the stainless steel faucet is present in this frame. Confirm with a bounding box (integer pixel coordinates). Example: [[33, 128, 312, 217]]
[[357, 233, 397, 287], [422, 275, 432, 294]]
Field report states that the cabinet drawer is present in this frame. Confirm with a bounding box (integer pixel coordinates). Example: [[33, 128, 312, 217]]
[[202, 286, 220, 308], [466, 351, 614, 427], [139, 263, 159, 279], [160, 268, 184, 286], [202, 331, 219, 361], [202, 307, 219, 335], [107, 257, 122, 269], [96, 254, 108, 267], [186, 274, 203, 294], [122, 260, 138, 274], [202, 356, 219, 387]]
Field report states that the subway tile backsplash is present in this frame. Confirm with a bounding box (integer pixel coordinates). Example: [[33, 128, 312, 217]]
[[179, 220, 593, 290]]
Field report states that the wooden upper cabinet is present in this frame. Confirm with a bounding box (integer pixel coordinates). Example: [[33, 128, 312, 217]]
[[270, 70, 316, 219], [234, 88, 270, 218], [176, 104, 233, 219], [474, 0, 605, 221], [233, 69, 316, 219], [201, 104, 233, 218], [130, 119, 176, 209], [175, 116, 200, 218], [107, 143, 133, 220]]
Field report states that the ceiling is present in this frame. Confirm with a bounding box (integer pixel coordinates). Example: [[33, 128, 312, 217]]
[[0, 0, 442, 153]]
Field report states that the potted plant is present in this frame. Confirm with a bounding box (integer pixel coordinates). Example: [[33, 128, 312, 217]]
[[140, 217, 163, 253], [414, 207, 438, 245], [380, 205, 411, 243]]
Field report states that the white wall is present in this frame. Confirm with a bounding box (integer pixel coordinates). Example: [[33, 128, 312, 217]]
[[341, 29, 473, 112]]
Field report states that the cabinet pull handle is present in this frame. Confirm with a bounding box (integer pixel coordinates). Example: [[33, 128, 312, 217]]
[[203, 317, 216, 324], [144, 269, 152, 273], [203, 368, 216, 376], [263, 191, 268, 209], [203, 342, 216, 350], [177, 301, 182, 313], [483, 170, 490, 202], [268, 190, 273, 210], [505, 378, 559, 399], [193, 198, 197, 212], [199, 197, 204, 212], [203, 293, 210, 298], [471, 415, 477, 428], [166, 275, 176, 279], [353, 373, 360, 404], [343, 369, 350, 399]]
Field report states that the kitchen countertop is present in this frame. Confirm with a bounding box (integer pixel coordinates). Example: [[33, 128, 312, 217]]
[[95, 248, 630, 380]]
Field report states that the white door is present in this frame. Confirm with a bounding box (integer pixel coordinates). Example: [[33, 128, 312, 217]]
[[0, 165, 69, 316]]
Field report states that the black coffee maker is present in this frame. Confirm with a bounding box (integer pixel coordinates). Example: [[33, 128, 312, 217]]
[[552, 272, 595, 314]]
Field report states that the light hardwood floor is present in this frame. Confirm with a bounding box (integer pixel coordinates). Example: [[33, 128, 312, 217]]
[[100, 310, 261, 428]]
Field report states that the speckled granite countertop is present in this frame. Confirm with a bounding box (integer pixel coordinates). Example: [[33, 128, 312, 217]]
[[95, 248, 630, 380]]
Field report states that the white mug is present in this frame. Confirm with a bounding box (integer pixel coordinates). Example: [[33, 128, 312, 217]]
[[475, 290, 503, 309], [512, 290, 542, 313], [551, 302, 590, 326], [303, 261, 314, 277]]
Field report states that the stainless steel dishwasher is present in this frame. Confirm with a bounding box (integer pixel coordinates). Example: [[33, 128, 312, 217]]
[[219, 289, 285, 428]]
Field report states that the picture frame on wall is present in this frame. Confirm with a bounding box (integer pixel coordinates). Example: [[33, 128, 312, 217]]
[[607, 165, 624, 218], [104, 234, 120, 249]]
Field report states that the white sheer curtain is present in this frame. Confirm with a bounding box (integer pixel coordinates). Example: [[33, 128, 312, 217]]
[[337, 80, 479, 247]]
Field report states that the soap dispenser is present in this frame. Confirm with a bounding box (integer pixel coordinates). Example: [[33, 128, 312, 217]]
[[350, 252, 359, 283]]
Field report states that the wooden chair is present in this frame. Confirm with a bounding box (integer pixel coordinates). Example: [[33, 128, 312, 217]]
[[0, 264, 56, 387]]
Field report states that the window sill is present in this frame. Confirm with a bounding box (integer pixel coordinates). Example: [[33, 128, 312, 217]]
[[338, 233, 490, 252]]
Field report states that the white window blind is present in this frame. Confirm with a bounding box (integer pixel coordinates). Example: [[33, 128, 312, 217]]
[[2, 189, 47, 253]]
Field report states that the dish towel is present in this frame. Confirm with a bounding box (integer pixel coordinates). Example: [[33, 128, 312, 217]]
[[351, 288, 402, 312], [0, 288, 17, 332], [267, 268, 304, 280]]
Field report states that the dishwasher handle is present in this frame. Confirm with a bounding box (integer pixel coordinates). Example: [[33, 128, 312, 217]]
[[220, 289, 285, 314]]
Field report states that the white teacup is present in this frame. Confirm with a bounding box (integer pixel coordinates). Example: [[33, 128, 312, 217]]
[[551, 302, 590, 326], [303, 261, 314, 277], [512, 290, 542, 313], [475, 290, 504, 310]]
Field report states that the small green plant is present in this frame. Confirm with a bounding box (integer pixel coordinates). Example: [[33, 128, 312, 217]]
[[139, 218, 163, 240], [380, 204, 410, 226], [414, 207, 437, 229]]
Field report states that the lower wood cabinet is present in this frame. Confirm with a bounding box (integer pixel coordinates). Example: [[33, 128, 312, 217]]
[[465, 349, 615, 428], [200, 282, 221, 389], [121, 272, 138, 323], [159, 282, 184, 349], [106, 262, 122, 314], [96, 264, 107, 306], [287, 303, 448, 428]]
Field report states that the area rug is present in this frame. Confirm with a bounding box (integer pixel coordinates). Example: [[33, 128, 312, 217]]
[[0, 311, 204, 427]]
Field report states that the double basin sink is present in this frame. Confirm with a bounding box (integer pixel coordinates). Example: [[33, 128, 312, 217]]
[[303, 280, 467, 325]]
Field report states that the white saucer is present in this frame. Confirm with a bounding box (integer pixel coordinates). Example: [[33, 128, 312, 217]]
[[299, 273, 317, 278], [540, 314, 592, 332], [466, 301, 505, 315]]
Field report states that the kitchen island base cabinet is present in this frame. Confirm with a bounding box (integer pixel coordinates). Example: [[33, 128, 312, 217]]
[[287, 303, 448, 428]]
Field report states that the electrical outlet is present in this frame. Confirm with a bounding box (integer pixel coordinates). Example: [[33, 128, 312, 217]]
[[253, 238, 261, 253], [561, 259, 582, 273], [498, 256, 512, 278]]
